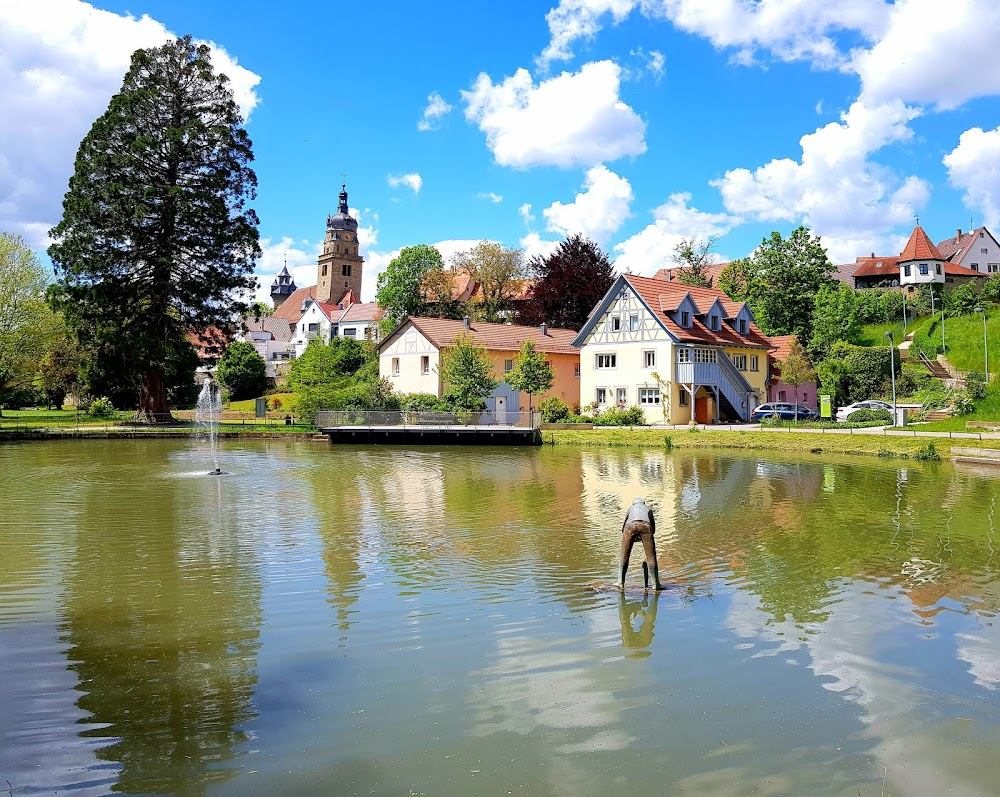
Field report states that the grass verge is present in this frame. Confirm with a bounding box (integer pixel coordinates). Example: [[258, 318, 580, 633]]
[[546, 427, 1000, 459]]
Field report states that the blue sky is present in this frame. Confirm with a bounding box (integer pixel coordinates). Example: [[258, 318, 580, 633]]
[[3, 0, 1000, 302]]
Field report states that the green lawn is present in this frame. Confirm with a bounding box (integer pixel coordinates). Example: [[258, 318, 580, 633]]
[[855, 315, 926, 347], [937, 306, 998, 374], [227, 393, 298, 412]]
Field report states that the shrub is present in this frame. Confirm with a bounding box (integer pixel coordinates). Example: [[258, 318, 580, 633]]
[[895, 362, 933, 397], [269, 397, 283, 410], [664, 435, 673, 450], [981, 275, 1000, 304], [846, 407, 892, 424], [592, 406, 645, 426], [966, 371, 987, 401], [564, 413, 592, 424], [87, 396, 115, 418], [913, 442, 941, 461], [952, 390, 974, 416], [216, 341, 268, 401], [400, 392, 448, 412], [539, 395, 571, 423], [827, 341, 897, 403]]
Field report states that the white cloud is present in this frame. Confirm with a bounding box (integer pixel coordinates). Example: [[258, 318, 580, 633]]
[[0, 0, 261, 248], [855, 0, 1000, 110], [519, 203, 536, 225], [613, 192, 738, 275], [461, 60, 646, 169], [621, 47, 665, 81], [477, 192, 504, 203], [252, 236, 322, 304], [387, 172, 423, 193], [538, 0, 636, 68], [520, 232, 561, 262], [711, 100, 929, 262], [542, 164, 633, 245], [417, 91, 453, 131], [944, 126, 1000, 230], [433, 239, 493, 266]]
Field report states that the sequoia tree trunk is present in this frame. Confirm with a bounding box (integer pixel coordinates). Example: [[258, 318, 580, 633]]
[[137, 368, 172, 422]]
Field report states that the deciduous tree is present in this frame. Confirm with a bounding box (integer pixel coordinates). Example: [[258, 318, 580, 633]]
[[216, 341, 267, 400], [48, 36, 260, 420], [440, 333, 497, 411], [672, 236, 718, 288], [505, 340, 553, 414], [810, 282, 861, 358], [518, 234, 614, 329], [776, 340, 816, 422], [375, 244, 444, 335], [452, 241, 525, 322]]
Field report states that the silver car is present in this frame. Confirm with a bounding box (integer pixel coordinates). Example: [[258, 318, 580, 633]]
[[835, 400, 893, 422]]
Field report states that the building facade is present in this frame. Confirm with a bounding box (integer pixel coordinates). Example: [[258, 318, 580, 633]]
[[317, 184, 364, 304]]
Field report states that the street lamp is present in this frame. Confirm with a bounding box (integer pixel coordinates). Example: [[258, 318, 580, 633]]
[[976, 306, 989, 381], [886, 330, 897, 425]]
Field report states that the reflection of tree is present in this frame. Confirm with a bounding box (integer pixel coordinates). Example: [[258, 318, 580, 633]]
[[61, 470, 261, 795]]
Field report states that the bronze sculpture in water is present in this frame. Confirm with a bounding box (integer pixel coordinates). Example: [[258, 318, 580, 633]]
[[619, 498, 665, 590]]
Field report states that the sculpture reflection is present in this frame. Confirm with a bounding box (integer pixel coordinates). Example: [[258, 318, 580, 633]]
[[618, 591, 659, 655]]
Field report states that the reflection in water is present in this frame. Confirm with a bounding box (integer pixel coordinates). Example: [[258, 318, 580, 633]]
[[618, 591, 658, 654]]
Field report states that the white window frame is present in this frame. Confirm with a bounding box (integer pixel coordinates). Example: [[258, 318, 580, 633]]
[[615, 387, 628, 405], [643, 350, 656, 368], [574, 363, 581, 377], [693, 348, 717, 364], [504, 358, 514, 373], [750, 355, 759, 371], [990, 264, 1000, 274], [611, 316, 621, 332], [391, 357, 400, 376], [421, 355, 430, 375], [638, 387, 661, 406], [343, 327, 357, 338], [732, 354, 747, 371], [595, 387, 608, 405], [919, 263, 929, 275], [676, 348, 691, 363], [596, 353, 617, 369], [629, 314, 640, 331], [678, 390, 688, 406]]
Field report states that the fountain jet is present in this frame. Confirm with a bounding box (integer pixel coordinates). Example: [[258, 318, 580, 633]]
[[195, 378, 224, 475]]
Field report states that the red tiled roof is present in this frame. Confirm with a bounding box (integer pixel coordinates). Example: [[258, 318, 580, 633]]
[[767, 334, 800, 362], [651, 262, 729, 288], [853, 256, 900, 278], [936, 229, 975, 261], [337, 302, 381, 323], [384, 317, 579, 355], [832, 261, 862, 285], [944, 261, 988, 278], [338, 289, 359, 305], [900, 225, 944, 261], [623, 274, 771, 349], [272, 285, 318, 324]]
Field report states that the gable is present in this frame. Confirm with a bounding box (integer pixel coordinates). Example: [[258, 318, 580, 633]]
[[572, 276, 674, 347]]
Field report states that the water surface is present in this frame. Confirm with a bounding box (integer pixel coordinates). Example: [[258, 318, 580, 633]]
[[1, 439, 999, 796]]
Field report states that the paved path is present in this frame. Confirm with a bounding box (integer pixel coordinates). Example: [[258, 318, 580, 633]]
[[646, 423, 1000, 441]]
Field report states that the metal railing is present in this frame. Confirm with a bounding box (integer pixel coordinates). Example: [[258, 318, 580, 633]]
[[316, 410, 540, 429]]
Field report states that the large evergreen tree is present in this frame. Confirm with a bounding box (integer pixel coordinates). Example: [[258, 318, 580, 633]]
[[519, 234, 614, 329], [48, 36, 260, 420]]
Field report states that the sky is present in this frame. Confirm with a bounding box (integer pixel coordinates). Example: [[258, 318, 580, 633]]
[[2, 0, 1000, 303]]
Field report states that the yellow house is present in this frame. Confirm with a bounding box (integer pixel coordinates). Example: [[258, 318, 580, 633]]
[[573, 274, 771, 423]]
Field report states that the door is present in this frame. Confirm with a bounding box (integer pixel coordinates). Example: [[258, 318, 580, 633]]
[[496, 395, 506, 425], [695, 396, 711, 424]]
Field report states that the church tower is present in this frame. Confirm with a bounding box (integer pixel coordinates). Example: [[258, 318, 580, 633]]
[[317, 184, 364, 304]]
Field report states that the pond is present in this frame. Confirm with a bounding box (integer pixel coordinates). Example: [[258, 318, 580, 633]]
[[1, 439, 999, 796]]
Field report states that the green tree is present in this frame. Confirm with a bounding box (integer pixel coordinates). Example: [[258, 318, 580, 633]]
[[718, 257, 757, 303], [0, 233, 63, 412], [248, 301, 273, 320], [810, 282, 861, 357], [287, 338, 390, 420], [216, 341, 267, 400], [37, 319, 80, 409], [947, 283, 978, 316], [981, 275, 1000, 304], [48, 36, 260, 420], [518, 234, 614, 329], [505, 340, 554, 414], [672, 236, 718, 288], [440, 333, 497, 411], [452, 241, 525, 322], [777, 340, 816, 422], [746, 227, 834, 341], [375, 244, 445, 336]]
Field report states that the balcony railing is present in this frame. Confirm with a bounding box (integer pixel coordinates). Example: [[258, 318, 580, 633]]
[[316, 410, 540, 429]]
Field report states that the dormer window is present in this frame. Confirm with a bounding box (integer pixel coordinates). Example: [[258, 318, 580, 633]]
[[680, 311, 690, 327], [710, 315, 719, 331], [739, 319, 747, 334]]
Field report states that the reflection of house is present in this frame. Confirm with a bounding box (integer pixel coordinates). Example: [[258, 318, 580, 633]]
[[766, 334, 817, 410], [852, 224, 991, 291], [377, 317, 580, 412], [574, 274, 770, 423]]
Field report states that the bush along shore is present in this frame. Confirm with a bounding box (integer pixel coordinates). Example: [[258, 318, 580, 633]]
[[545, 427, 1000, 460]]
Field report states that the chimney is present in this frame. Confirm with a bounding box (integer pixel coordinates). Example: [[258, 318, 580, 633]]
[[957, 228, 963, 244], [463, 315, 471, 330], [540, 322, 549, 336], [871, 251, 875, 258], [300, 299, 308, 312]]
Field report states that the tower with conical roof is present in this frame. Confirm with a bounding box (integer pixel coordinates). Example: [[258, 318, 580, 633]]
[[317, 184, 364, 304], [898, 223, 945, 291], [270, 264, 297, 309]]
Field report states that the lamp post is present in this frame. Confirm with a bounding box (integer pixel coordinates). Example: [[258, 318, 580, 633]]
[[886, 330, 897, 425], [976, 306, 989, 381]]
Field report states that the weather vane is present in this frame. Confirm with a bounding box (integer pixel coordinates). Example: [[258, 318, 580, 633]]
[[340, 171, 348, 187]]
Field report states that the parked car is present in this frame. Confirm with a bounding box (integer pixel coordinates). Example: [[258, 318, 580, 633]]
[[835, 400, 893, 422], [750, 402, 818, 422]]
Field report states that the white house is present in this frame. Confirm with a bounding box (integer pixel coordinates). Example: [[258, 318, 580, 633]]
[[236, 316, 293, 379], [289, 298, 381, 357], [853, 224, 989, 291], [937, 226, 1000, 276], [573, 274, 771, 424], [332, 301, 380, 342]]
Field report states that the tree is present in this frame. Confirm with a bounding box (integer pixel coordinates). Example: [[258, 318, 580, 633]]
[[519, 234, 615, 329], [810, 282, 861, 358], [777, 340, 816, 422], [288, 338, 390, 420], [718, 257, 757, 303], [420, 263, 464, 319], [375, 244, 444, 335], [216, 341, 267, 400], [440, 333, 497, 411], [672, 236, 718, 288], [0, 233, 63, 412], [947, 283, 978, 316], [505, 340, 554, 414], [248, 301, 273, 320], [48, 36, 260, 420], [452, 241, 525, 322], [37, 320, 80, 409]]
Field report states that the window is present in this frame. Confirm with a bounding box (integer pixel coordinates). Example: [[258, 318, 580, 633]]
[[421, 355, 430, 375], [679, 390, 688, 406], [990, 264, 1000, 273], [750, 355, 759, 371], [936, 263, 942, 275], [596, 353, 617, 369], [983, 248, 989, 253], [616, 387, 628, 405], [919, 264, 929, 275], [643, 350, 656, 368], [611, 316, 621, 332], [732, 354, 747, 370], [693, 348, 717, 364], [596, 387, 608, 405], [391, 357, 400, 376], [574, 363, 581, 377], [308, 322, 319, 334], [342, 264, 352, 277], [543, 360, 551, 369], [778, 390, 786, 401], [739, 319, 747, 334], [680, 310, 690, 327], [710, 315, 719, 331], [638, 388, 661, 406], [504, 359, 514, 373], [322, 264, 328, 276], [972, 263, 980, 271], [904, 264, 912, 277], [981, 232, 985, 238], [343, 327, 357, 338], [676, 348, 691, 363], [629, 314, 639, 331]]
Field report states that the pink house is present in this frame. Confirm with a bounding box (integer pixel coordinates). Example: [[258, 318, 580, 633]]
[[767, 335, 818, 410]]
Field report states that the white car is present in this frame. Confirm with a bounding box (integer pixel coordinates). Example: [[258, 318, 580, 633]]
[[835, 400, 893, 422]]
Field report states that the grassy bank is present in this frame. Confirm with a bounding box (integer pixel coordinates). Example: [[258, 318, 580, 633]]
[[546, 427, 1000, 459]]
